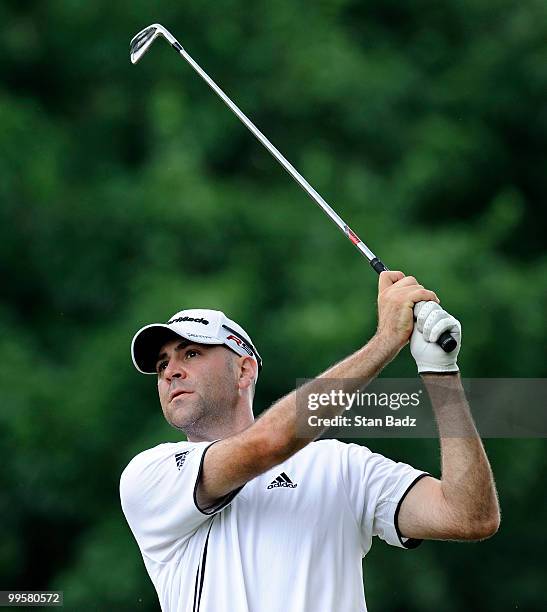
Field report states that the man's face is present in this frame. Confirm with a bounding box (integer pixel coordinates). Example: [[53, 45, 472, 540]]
[[156, 337, 240, 434]]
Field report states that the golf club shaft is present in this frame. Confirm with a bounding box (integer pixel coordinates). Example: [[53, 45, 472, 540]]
[[162, 32, 456, 353], [167, 40, 381, 266]]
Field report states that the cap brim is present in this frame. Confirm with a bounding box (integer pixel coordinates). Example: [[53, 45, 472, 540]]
[[131, 324, 216, 374], [131, 325, 178, 374], [131, 319, 262, 376]]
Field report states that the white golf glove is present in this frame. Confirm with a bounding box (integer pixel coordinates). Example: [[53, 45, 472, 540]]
[[410, 301, 461, 374]]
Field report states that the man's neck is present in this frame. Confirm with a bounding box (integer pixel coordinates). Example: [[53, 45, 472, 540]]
[[185, 412, 254, 443]]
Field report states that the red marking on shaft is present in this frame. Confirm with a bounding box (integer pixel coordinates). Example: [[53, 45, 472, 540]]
[[344, 226, 362, 246]]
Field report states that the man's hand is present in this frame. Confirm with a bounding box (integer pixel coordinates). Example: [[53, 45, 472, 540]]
[[411, 301, 461, 373], [376, 271, 439, 352]]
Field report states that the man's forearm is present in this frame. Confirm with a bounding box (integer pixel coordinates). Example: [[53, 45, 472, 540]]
[[256, 333, 399, 458], [423, 373, 500, 538]]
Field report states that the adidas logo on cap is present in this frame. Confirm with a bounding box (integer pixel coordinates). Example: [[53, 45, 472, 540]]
[[267, 472, 297, 489]]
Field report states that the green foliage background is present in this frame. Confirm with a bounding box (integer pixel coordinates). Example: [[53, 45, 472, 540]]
[[1, 0, 545, 610]]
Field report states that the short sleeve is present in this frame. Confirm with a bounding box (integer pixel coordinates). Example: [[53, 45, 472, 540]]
[[120, 441, 239, 562], [337, 441, 428, 551]]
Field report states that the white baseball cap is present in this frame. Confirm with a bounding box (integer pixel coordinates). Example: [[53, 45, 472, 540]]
[[131, 308, 262, 376]]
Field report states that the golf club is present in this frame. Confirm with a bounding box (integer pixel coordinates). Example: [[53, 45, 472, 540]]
[[130, 23, 457, 353]]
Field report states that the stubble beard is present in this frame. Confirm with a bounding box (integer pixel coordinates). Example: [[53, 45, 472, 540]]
[[165, 383, 238, 440]]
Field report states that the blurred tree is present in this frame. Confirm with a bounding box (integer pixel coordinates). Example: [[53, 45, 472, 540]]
[[0, 0, 545, 610]]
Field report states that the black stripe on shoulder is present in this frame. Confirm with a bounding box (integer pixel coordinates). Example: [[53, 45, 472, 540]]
[[193, 440, 245, 515], [394, 473, 431, 549]]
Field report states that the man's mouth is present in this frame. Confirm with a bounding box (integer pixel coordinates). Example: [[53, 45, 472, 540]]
[[169, 390, 193, 402]]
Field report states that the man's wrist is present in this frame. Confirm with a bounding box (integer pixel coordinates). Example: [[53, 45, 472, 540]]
[[421, 371, 461, 379], [421, 371, 464, 395], [368, 332, 402, 364]]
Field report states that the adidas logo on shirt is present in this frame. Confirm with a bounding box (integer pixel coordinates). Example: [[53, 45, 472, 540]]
[[175, 451, 190, 470], [267, 472, 297, 489]]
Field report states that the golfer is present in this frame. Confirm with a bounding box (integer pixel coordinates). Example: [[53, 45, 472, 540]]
[[120, 271, 499, 612]]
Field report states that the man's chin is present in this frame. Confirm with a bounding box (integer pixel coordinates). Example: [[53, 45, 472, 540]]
[[165, 413, 194, 432], [165, 402, 201, 432]]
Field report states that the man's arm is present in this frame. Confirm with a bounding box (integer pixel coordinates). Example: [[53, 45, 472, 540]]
[[197, 272, 437, 509], [394, 294, 500, 541], [197, 333, 400, 508], [397, 373, 500, 540]]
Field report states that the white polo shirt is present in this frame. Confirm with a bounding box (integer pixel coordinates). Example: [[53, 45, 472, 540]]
[[120, 439, 427, 612]]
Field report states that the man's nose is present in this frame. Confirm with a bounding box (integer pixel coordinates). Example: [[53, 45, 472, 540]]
[[165, 361, 188, 380]]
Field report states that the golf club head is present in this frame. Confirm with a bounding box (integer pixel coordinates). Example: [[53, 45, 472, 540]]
[[130, 24, 176, 64]]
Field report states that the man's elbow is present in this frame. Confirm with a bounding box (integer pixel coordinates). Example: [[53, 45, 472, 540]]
[[471, 515, 500, 540], [460, 509, 501, 540], [481, 507, 501, 538]]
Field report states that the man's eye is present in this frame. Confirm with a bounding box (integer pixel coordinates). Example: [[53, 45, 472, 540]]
[[185, 349, 199, 359], [157, 361, 168, 374]]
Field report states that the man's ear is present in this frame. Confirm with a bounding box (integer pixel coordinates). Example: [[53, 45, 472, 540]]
[[237, 355, 258, 390]]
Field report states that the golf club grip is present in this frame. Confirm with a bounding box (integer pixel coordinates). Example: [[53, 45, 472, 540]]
[[369, 258, 458, 353]]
